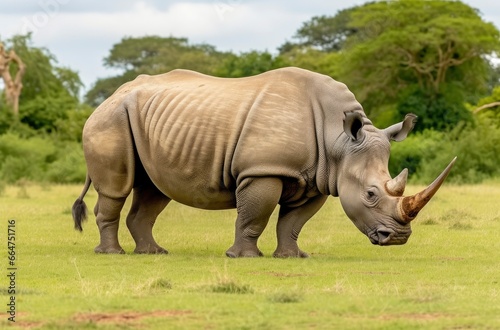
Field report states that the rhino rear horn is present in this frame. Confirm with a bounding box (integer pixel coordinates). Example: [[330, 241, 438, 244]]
[[386, 168, 408, 196], [398, 157, 457, 223]]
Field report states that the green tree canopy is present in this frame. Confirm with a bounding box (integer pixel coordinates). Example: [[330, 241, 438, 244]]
[[215, 51, 286, 78], [85, 36, 231, 106], [284, 0, 500, 130], [277, 46, 340, 78], [338, 0, 500, 129], [282, 8, 358, 53]]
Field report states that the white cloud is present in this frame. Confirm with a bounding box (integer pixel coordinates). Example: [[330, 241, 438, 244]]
[[5, 2, 210, 39], [2, 0, 500, 92]]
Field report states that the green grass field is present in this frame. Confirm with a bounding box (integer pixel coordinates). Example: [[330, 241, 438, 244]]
[[1, 183, 499, 329]]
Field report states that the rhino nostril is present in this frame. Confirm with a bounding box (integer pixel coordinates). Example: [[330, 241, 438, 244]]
[[376, 229, 393, 244]]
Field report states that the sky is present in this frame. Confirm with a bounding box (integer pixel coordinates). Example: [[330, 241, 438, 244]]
[[1, 0, 500, 93]]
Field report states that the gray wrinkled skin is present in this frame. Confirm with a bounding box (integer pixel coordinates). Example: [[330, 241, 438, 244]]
[[72, 67, 426, 257]]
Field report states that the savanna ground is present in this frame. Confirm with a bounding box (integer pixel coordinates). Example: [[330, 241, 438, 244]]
[[0, 183, 499, 329]]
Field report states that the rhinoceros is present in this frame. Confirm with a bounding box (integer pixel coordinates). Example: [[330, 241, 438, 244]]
[[72, 67, 455, 257]]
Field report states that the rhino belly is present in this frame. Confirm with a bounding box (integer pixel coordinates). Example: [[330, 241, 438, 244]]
[[147, 167, 237, 210]]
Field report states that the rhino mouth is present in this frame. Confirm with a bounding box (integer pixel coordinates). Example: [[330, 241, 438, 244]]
[[368, 226, 410, 246]]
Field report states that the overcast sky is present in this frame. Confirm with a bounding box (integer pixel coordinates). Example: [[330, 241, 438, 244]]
[[1, 0, 500, 92]]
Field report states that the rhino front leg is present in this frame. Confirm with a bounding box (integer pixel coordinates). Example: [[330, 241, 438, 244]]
[[94, 195, 127, 254], [273, 195, 328, 258], [126, 184, 170, 254], [226, 177, 283, 258]]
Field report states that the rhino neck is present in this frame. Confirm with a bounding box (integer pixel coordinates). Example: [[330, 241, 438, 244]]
[[325, 165, 339, 197], [314, 153, 337, 197], [313, 114, 343, 198], [308, 75, 365, 198], [324, 133, 346, 197]]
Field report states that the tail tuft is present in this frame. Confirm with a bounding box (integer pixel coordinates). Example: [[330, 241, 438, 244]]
[[72, 174, 91, 232], [72, 198, 88, 232]]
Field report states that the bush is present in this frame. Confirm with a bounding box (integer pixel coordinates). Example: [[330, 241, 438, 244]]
[[45, 143, 86, 183], [53, 105, 93, 142], [389, 129, 443, 181], [390, 116, 500, 184], [19, 93, 78, 133], [0, 133, 86, 184], [0, 133, 57, 182], [418, 119, 500, 184], [0, 101, 15, 135]]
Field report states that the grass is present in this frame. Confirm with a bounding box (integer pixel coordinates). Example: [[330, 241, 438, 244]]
[[0, 183, 499, 329]]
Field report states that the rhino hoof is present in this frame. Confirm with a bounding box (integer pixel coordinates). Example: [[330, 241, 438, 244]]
[[225, 247, 263, 258], [134, 246, 168, 254], [273, 249, 310, 258], [94, 245, 125, 254]]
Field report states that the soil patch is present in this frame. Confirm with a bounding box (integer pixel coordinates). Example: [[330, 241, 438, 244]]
[[9, 313, 42, 329], [11, 321, 43, 329], [73, 310, 192, 325]]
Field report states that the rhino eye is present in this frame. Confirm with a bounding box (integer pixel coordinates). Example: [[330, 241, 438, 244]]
[[365, 188, 379, 206]]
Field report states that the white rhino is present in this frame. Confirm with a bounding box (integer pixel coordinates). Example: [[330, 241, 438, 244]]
[[72, 67, 455, 257]]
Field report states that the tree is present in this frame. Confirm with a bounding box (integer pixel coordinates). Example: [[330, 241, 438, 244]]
[[84, 71, 137, 108], [283, 8, 359, 53], [396, 85, 473, 132], [215, 51, 286, 78], [286, 0, 500, 130], [335, 0, 500, 129], [103, 36, 226, 74], [85, 36, 231, 106], [349, 1, 498, 92], [277, 8, 357, 78], [1, 34, 83, 133], [277, 46, 340, 78]]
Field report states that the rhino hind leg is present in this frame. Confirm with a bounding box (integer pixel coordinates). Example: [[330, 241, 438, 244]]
[[126, 182, 170, 254], [93, 195, 127, 254], [226, 177, 283, 258], [273, 195, 328, 258], [84, 104, 136, 254]]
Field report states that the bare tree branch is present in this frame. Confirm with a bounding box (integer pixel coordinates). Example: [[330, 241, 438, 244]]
[[0, 42, 26, 116], [473, 101, 500, 114]]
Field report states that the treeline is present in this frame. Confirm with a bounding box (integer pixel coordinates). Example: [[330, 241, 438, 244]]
[[1, 0, 500, 185]]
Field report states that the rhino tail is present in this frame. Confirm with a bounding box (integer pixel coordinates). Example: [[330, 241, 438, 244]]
[[72, 174, 91, 232]]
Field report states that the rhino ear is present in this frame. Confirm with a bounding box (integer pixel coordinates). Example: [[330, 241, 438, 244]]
[[344, 111, 365, 141], [385, 113, 418, 142]]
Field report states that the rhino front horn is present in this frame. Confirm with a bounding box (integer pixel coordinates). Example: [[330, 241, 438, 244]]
[[398, 157, 457, 223]]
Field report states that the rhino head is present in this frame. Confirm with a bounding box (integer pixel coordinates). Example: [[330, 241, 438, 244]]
[[336, 111, 456, 246]]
